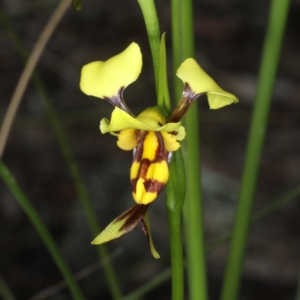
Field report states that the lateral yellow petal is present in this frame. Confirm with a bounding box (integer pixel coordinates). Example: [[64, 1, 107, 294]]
[[80, 42, 142, 99], [117, 129, 137, 150], [100, 107, 184, 139], [161, 132, 181, 152], [176, 58, 238, 109]]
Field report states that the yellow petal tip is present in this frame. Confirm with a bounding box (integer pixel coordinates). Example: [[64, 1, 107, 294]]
[[80, 42, 142, 99], [176, 58, 239, 109]]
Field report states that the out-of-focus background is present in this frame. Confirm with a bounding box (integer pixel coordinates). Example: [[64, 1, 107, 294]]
[[0, 0, 299, 299]]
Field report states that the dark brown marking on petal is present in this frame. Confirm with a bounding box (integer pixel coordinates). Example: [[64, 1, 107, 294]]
[[167, 82, 199, 123], [144, 179, 165, 194], [118, 204, 149, 233], [139, 159, 151, 178], [154, 132, 168, 163], [168, 131, 178, 136], [131, 132, 168, 194], [132, 131, 147, 163], [104, 87, 134, 116], [140, 218, 149, 240], [131, 178, 137, 193]]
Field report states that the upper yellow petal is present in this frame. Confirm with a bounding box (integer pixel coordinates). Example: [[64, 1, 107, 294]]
[[80, 42, 142, 99], [100, 107, 185, 140], [176, 58, 238, 109]]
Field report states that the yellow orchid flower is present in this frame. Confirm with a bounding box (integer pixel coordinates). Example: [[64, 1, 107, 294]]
[[80, 42, 238, 258]]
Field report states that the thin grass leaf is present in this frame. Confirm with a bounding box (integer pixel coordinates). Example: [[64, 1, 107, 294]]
[[220, 1, 291, 299], [0, 161, 85, 300], [0, 9, 122, 300]]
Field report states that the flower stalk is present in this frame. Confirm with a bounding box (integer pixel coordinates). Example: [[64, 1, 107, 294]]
[[166, 150, 186, 300], [171, 0, 208, 299], [137, 0, 161, 94]]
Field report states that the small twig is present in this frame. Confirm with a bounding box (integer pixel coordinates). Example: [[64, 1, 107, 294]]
[[0, 0, 71, 157], [29, 247, 124, 300]]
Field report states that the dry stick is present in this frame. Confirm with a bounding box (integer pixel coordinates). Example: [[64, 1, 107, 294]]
[[29, 247, 124, 300], [0, 0, 71, 157]]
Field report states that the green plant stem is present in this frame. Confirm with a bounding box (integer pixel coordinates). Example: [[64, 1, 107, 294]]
[[0, 160, 85, 300], [123, 184, 300, 300], [138, 1, 186, 298], [0, 10, 122, 300], [171, 0, 208, 299], [137, 0, 161, 94], [220, 1, 291, 300], [166, 150, 186, 300], [166, 213, 184, 300]]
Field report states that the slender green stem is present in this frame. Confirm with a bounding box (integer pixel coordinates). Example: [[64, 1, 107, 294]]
[[138, 0, 186, 297], [138, 1, 186, 298], [123, 184, 300, 300], [166, 150, 186, 300], [137, 0, 161, 95], [171, 0, 208, 299], [0, 160, 85, 300], [166, 214, 184, 300], [220, 2, 291, 300], [0, 10, 122, 300]]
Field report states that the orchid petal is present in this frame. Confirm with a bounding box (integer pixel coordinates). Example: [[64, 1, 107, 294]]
[[141, 212, 160, 259], [117, 129, 137, 150], [100, 107, 185, 140], [161, 132, 181, 152], [176, 58, 238, 109], [91, 204, 148, 245], [80, 42, 142, 99]]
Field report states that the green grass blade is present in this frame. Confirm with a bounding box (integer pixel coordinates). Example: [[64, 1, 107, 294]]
[[0, 160, 85, 300], [220, 1, 291, 300], [0, 10, 122, 299]]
